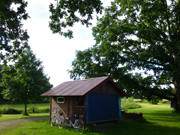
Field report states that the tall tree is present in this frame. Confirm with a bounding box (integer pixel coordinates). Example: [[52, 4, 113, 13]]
[[69, 0, 180, 111], [49, 0, 103, 38], [0, 0, 28, 61], [1, 48, 52, 115]]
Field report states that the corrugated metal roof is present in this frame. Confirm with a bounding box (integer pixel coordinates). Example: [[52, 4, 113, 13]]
[[42, 76, 109, 96]]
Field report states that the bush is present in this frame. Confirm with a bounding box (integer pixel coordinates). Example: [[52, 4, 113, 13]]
[[150, 99, 159, 104], [1, 108, 22, 114], [121, 97, 141, 111], [149, 96, 160, 104], [160, 99, 170, 104], [39, 108, 49, 113], [28, 106, 49, 113], [28, 106, 39, 113], [0, 104, 49, 114]]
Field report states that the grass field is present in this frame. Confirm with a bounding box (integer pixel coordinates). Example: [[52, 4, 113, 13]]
[[0, 113, 49, 122], [0, 103, 49, 121], [0, 103, 49, 111], [1, 102, 180, 135]]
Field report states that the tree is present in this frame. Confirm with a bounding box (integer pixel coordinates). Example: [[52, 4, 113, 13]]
[[0, 0, 29, 62], [49, 0, 103, 38], [69, 0, 180, 111], [1, 48, 52, 115]]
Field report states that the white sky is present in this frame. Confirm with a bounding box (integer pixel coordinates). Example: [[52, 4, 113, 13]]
[[22, 0, 174, 91], [25, 0, 111, 86]]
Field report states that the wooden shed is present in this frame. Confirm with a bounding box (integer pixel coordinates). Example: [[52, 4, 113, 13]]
[[42, 76, 124, 127]]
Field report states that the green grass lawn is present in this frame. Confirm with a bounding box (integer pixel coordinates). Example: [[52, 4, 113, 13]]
[[0, 103, 49, 121], [0, 113, 49, 122], [0, 103, 49, 110], [128, 103, 180, 128], [1, 102, 180, 135]]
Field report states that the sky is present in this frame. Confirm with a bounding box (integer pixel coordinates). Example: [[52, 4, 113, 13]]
[[24, 0, 111, 86], [25, 0, 94, 86]]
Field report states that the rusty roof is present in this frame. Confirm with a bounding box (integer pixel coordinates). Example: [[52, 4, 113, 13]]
[[41, 76, 123, 96]]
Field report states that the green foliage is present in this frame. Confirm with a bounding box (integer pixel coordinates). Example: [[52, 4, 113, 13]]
[[160, 99, 170, 104], [28, 106, 39, 113], [0, 103, 49, 114], [49, 0, 103, 38], [150, 99, 160, 105], [69, 0, 180, 111], [0, 48, 52, 114], [0, 0, 29, 61], [38, 108, 49, 113], [0, 108, 22, 114], [149, 96, 160, 104], [28, 106, 49, 113], [0, 103, 49, 110], [121, 97, 141, 111]]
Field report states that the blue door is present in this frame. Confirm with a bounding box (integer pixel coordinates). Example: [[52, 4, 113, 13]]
[[85, 93, 121, 123]]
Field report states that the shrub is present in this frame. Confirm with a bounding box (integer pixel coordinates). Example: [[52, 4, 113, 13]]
[[28, 106, 49, 113], [150, 99, 159, 104], [149, 96, 160, 104], [160, 99, 170, 104], [28, 106, 39, 113], [39, 108, 49, 113], [121, 97, 141, 111], [1, 108, 22, 114]]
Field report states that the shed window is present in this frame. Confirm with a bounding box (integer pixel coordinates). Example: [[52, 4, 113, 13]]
[[57, 97, 65, 103]]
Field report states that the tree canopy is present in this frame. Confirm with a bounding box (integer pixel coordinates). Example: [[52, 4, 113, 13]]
[[68, 0, 180, 111], [49, 0, 103, 38], [0, 0, 28, 61], [1, 0, 180, 111], [0, 48, 52, 114]]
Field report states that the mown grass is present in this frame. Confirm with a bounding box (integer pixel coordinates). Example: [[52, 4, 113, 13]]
[[0, 103, 49, 121], [1, 102, 180, 135], [0, 103, 49, 110], [0, 113, 49, 122], [128, 103, 180, 128]]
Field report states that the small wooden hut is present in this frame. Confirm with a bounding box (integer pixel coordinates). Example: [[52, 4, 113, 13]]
[[42, 76, 124, 127]]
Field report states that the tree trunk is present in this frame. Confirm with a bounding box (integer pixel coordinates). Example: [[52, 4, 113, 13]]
[[173, 52, 180, 112], [174, 79, 180, 112], [23, 98, 28, 116]]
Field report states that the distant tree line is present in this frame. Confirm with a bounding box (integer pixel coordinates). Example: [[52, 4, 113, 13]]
[[1, 0, 180, 112], [0, 47, 52, 114], [0, 47, 52, 104], [0, 0, 52, 115]]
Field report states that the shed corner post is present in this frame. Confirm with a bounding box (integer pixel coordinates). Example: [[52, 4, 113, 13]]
[[49, 97, 52, 123]]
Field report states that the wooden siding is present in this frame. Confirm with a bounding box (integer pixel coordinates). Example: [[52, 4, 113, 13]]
[[91, 81, 119, 95], [51, 96, 85, 118], [51, 97, 72, 117], [49, 79, 121, 125]]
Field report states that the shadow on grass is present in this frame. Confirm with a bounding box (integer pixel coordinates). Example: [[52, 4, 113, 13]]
[[85, 119, 180, 135], [144, 111, 180, 123]]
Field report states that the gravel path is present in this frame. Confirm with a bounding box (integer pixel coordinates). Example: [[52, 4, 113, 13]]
[[0, 117, 48, 130]]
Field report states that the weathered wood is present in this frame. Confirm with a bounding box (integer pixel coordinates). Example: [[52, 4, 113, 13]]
[[47, 77, 123, 127], [49, 97, 52, 123]]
